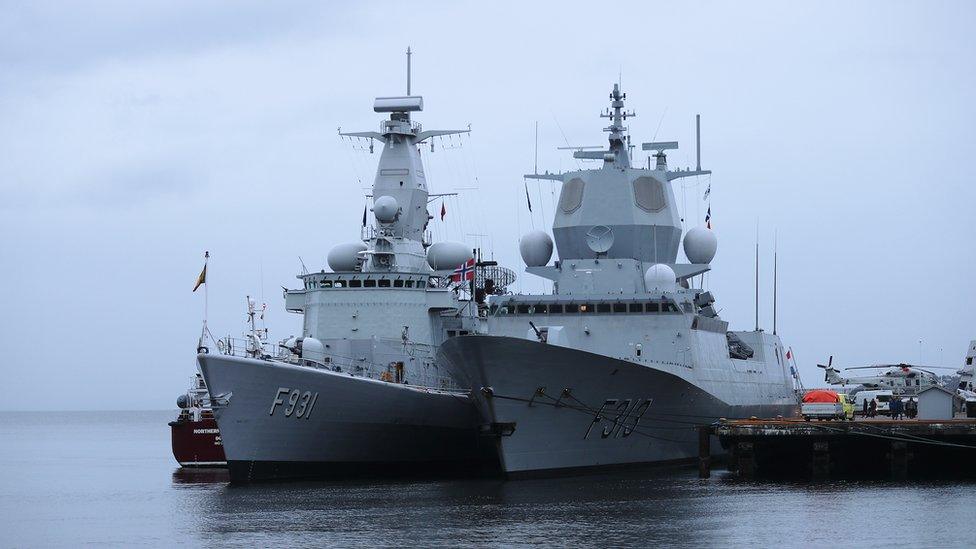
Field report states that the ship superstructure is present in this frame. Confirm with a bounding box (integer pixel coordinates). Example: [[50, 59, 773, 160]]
[[438, 85, 798, 476], [197, 52, 494, 482]]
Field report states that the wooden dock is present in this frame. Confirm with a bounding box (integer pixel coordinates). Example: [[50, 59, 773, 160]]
[[699, 418, 976, 480]]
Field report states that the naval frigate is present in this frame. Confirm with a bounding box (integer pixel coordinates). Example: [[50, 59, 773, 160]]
[[198, 53, 495, 482], [438, 85, 798, 476]]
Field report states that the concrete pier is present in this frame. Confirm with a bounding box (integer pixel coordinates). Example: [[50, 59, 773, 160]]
[[700, 418, 976, 480]]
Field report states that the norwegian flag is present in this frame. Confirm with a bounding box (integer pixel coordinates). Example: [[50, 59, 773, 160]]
[[705, 206, 711, 230], [450, 258, 475, 283], [785, 348, 793, 361]]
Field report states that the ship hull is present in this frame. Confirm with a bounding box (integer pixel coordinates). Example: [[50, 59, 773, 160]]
[[169, 418, 226, 467], [438, 336, 796, 476], [197, 353, 495, 482]]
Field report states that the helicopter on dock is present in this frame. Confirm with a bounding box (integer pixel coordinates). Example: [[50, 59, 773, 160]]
[[817, 356, 956, 395]]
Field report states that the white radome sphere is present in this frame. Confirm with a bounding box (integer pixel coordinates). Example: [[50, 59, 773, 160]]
[[301, 337, 326, 363], [683, 227, 718, 264], [519, 230, 554, 267], [373, 195, 399, 223], [644, 263, 677, 291], [426, 241, 473, 270], [327, 242, 367, 272]]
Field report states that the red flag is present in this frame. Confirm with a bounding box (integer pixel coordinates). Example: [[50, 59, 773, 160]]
[[440, 201, 446, 221], [785, 348, 793, 361]]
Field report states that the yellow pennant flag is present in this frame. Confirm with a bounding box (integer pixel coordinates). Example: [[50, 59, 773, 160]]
[[193, 264, 207, 292]]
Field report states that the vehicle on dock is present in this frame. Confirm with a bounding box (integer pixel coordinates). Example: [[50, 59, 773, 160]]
[[801, 390, 853, 421], [853, 390, 893, 416]]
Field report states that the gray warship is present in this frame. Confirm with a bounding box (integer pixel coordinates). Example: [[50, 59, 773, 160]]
[[438, 85, 798, 476], [198, 53, 495, 482]]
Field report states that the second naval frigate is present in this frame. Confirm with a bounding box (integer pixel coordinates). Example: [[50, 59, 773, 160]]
[[198, 52, 496, 482], [438, 85, 799, 476]]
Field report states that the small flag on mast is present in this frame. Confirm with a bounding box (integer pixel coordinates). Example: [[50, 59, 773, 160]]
[[362, 204, 367, 227], [705, 206, 711, 230], [786, 348, 793, 361], [703, 183, 711, 200], [524, 182, 532, 212], [193, 252, 208, 292], [440, 201, 446, 221]]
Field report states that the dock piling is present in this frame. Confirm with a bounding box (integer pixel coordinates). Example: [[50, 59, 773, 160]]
[[698, 425, 710, 478]]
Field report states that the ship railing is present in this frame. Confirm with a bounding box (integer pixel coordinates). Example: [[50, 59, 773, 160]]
[[213, 336, 463, 391], [293, 352, 463, 392], [213, 336, 283, 360]]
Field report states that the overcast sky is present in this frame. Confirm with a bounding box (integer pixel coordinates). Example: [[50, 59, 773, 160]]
[[2, 1, 974, 410]]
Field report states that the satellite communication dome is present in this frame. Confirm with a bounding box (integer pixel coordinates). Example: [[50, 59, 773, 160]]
[[176, 394, 190, 409], [683, 227, 718, 264], [644, 263, 677, 291], [519, 230, 553, 267], [327, 242, 367, 272], [301, 337, 326, 364], [426, 241, 473, 270], [373, 195, 399, 223]]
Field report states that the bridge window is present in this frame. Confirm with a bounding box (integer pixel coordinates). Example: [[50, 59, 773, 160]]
[[364, 280, 377, 288], [405, 280, 414, 288], [517, 304, 532, 314], [566, 304, 580, 313], [321, 280, 333, 288], [418, 280, 427, 288], [645, 302, 660, 313], [597, 304, 612, 313], [535, 304, 548, 314], [549, 304, 564, 314], [379, 279, 391, 288], [629, 303, 643, 313], [349, 279, 362, 288], [663, 302, 679, 313], [334, 280, 345, 288], [394, 280, 404, 288], [613, 303, 628, 313]]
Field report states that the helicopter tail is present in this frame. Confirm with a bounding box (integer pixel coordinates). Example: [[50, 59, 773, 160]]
[[816, 356, 843, 385]]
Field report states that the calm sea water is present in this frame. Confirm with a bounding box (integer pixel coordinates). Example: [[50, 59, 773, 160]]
[[0, 411, 971, 548]]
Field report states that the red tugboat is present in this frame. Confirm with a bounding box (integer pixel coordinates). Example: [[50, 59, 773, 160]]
[[169, 373, 226, 467]]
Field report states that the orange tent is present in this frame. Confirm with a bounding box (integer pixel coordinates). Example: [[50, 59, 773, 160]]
[[802, 389, 840, 403]]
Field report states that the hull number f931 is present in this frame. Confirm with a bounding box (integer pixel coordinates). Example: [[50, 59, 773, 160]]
[[269, 387, 319, 419]]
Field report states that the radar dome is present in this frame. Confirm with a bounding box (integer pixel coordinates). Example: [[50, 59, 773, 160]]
[[427, 241, 473, 271], [327, 242, 367, 272], [373, 195, 399, 223], [683, 227, 718, 264], [519, 230, 553, 267], [301, 337, 326, 364], [644, 263, 677, 291], [176, 394, 191, 409]]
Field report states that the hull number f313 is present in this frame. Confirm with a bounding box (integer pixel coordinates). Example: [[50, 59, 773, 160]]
[[584, 398, 652, 439]]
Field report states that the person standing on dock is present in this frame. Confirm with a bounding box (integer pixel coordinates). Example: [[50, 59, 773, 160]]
[[869, 398, 877, 418], [862, 398, 869, 417], [891, 397, 904, 420], [906, 397, 918, 419]]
